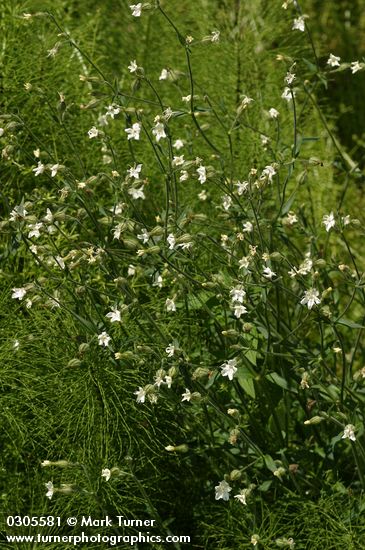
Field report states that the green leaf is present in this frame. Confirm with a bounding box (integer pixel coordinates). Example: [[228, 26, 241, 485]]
[[236, 367, 256, 398], [186, 290, 212, 311], [336, 319, 365, 329], [245, 349, 257, 366], [266, 372, 298, 394], [238, 377, 256, 399], [258, 480, 272, 492], [264, 454, 277, 472]]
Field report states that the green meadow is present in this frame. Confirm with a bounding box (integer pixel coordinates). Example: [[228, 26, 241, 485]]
[[1, 1, 365, 548]]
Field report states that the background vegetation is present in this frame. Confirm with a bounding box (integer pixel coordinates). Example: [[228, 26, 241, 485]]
[[1, 1, 365, 548]]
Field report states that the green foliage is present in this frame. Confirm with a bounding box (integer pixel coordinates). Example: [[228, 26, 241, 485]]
[[1, 0, 365, 548]]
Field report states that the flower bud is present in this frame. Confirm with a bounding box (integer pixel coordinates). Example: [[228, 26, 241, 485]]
[[168, 366, 178, 378], [41, 460, 73, 468], [321, 287, 332, 299], [165, 444, 189, 453], [67, 358, 82, 368], [78, 342, 89, 354], [192, 367, 210, 380], [304, 416, 324, 425], [149, 226, 164, 237], [221, 329, 239, 338], [58, 484, 76, 495], [270, 252, 282, 260]]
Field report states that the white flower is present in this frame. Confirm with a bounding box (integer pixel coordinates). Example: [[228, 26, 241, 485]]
[[98, 331, 111, 347], [43, 208, 53, 224], [262, 165, 276, 182], [166, 298, 176, 312], [173, 139, 184, 150], [322, 212, 335, 232], [0, 128, 4, 136], [233, 305, 247, 318], [181, 388, 192, 402], [198, 189, 207, 201], [230, 286, 246, 303], [342, 215, 351, 226], [285, 70, 296, 85], [251, 534, 260, 546], [284, 212, 298, 225], [263, 266, 277, 279], [106, 105, 120, 118], [236, 181, 249, 195], [178, 242, 192, 251], [134, 386, 146, 403], [239, 256, 250, 270], [152, 273, 163, 288], [220, 358, 238, 381], [45, 481, 54, 499], [342, 424, 356, 442], [33, 162, 45, 176], [282, 87, 294, 102], [50, 164, 60, 177], [152, 122, 166, 142], [234, 489, 249, 505], [167, 233, 176, 250], [327, 54, 341, 67], [47, 45, 59, 58], [28, 223, 43, 239], [240, 95, 254, 108], [172, 155, 184, 167], [163, 107, 173, 120], [165, 375, 172, 388], [128, 264, 136, 276], [300, 288, 321, 310], [106, 308, 121, 323], [242, 221, 253, 233], [13, 339, 20, 350], [215, 480, 232, 501], [125, 122, 141, 140], [88, 126, 99, 139], [159, 68, 168, 80], [101, 468, 111, 481], [10, 204, 28, 221], [179, 170, 189, 182], [222, 195, 232, 211], [55, 256, 65, 270], [130, 3, 142, 17], [211, 30, 220, 42], [197, 165, 207, 184], [182, 95, 191, 103], [165, 344, 176, 357], [154, 371, 165, 388], [351, 61, 363, 74], [292, 16, 306, 32], [113, 224, 123, 240], [128, 60, 138, 73], [12, 287, 27, 300], [128, 186, 145, 200], [269, 107, 279, 119], [98, 114, 109, 126], [296, 257, 313, 276], [137, 228, 149, 244], [128, 163, 142, 179]]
